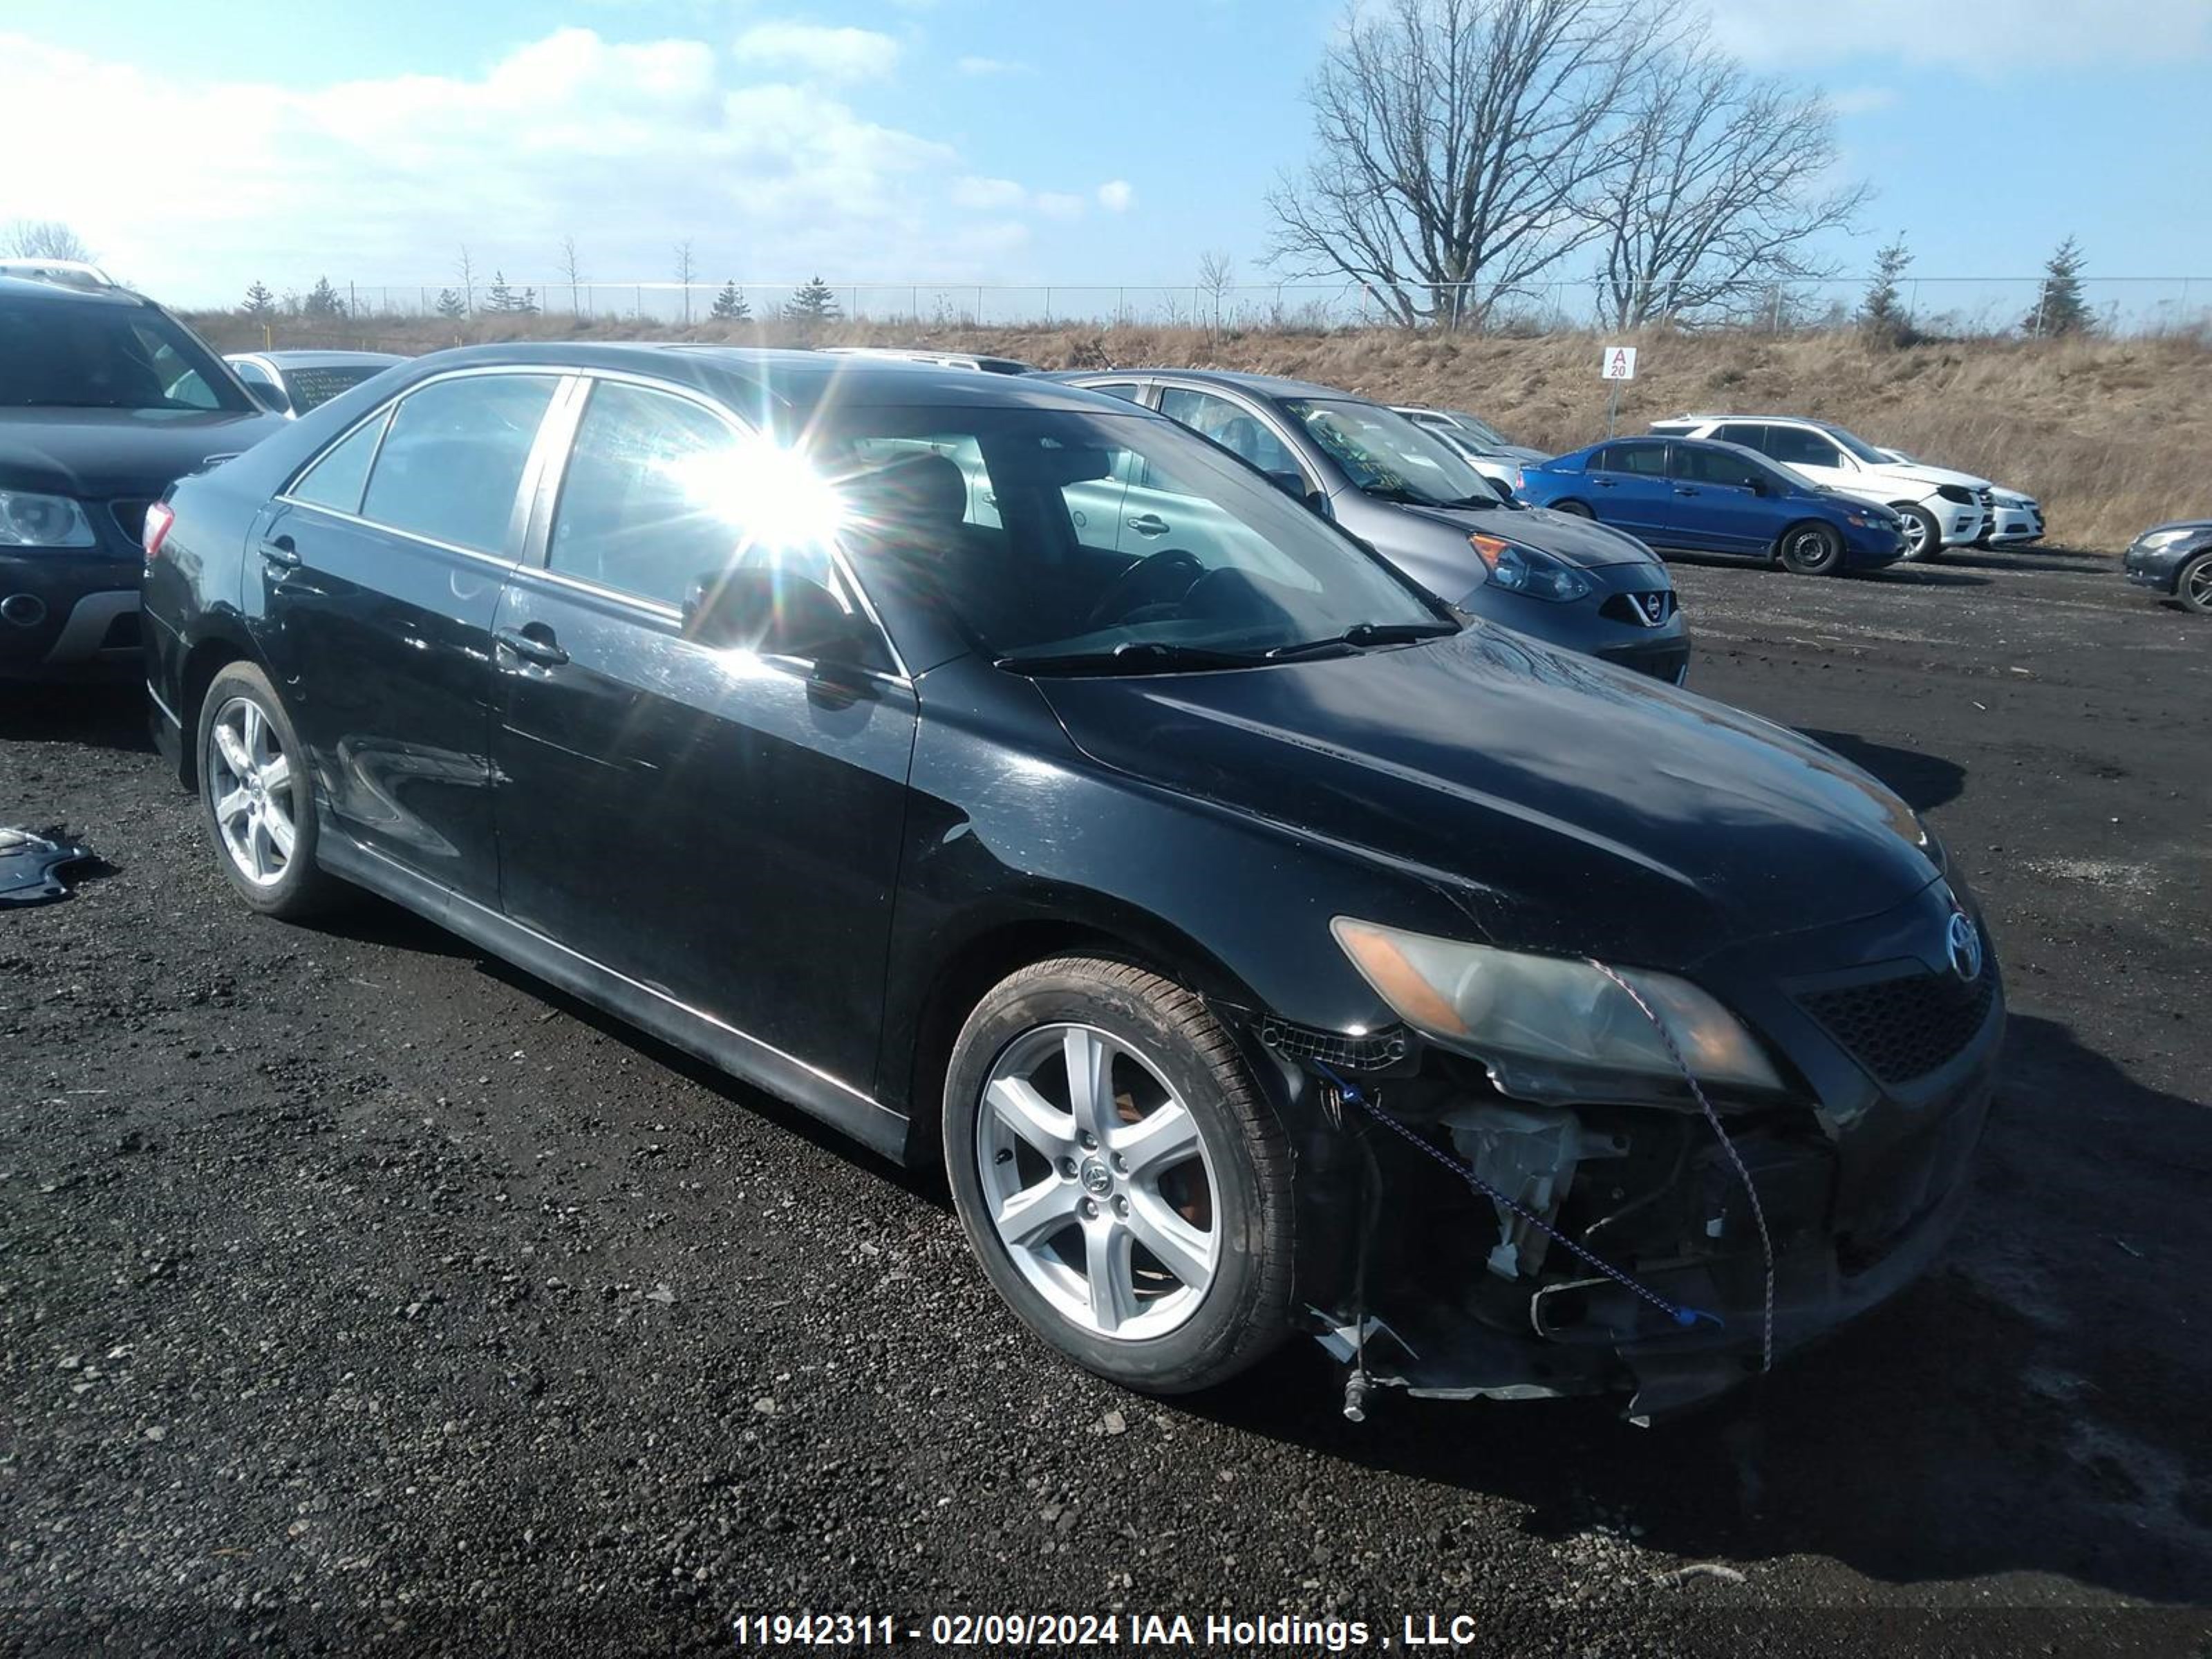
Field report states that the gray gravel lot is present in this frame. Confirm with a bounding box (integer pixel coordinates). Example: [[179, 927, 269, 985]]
[[3, 543, 2208, 1656]]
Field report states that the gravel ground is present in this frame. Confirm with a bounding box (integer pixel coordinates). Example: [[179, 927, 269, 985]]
[[3, 543, 2208, 1657]]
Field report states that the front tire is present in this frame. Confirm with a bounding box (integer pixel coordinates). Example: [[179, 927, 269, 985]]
[[942, 957, 1295, 1394], [1777, 521, 1844, 577], [1897, 503, 1945, 563], [2180, 552, 2212, 616], [196, 661, 341, 919]]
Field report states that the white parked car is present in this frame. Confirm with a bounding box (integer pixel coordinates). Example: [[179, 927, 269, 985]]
[[1391, 406, 1545, 500], [1877, 449, 2044, 547], [225, 350, 406, 418], [1649, 415, 1989, 561]]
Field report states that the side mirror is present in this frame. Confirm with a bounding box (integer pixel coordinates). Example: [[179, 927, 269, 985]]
[[682, 567, 864, 662], [1747, 478, 1770, 497], [247, 380, 290, 415], [1303, 487, 1332, 518]]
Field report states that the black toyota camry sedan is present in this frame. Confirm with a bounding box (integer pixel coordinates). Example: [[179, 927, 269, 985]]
[[142, 346, 2002, 1421]]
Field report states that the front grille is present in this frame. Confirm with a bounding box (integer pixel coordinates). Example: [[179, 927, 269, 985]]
[[1799, 966, 1995, 1086], [1600, 590, 1676, 628], [109, 500, 151, 544]]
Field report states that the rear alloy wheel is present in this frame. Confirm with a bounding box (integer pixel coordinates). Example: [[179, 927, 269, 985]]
[[1778, 521, 1844, 577], [1897, 504, 1945, 563], [196, 661, 341, 919], [1552, 500, 1595, 518], [943, 958, 1295, 1394], [2177, 552, 2212, 616]]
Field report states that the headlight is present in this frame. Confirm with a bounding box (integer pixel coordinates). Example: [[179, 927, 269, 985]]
[[1934, 485, 1974, 505], [0, 490, 97, 549], [1331, 918, 1785, 1091], [2141, 527, 2202, 552], [1470, 533, 1591, 602]]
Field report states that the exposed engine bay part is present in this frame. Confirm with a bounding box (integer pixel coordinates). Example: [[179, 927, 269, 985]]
[[0, 825, 100, 906], [1443, 1101, 1630, 1282]]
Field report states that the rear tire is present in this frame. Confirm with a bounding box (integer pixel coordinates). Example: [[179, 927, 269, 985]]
[[942, 957, 1295, 1394], [1897, 504, 1945, 563], [196, 662, 342, 919], [1777, 521, 1844, 577], [2179, 552, 2212, 616], [1551, 500, 1595, 518]]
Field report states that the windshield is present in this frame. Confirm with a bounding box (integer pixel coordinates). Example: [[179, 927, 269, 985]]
[[1447, 410, 1512, 447], [1281, 399, 1499, 510], [778, 404, 1445, 666], [1824, 425, 1889, 464], [283, 364, 395, 413], [0, 295, 253, 413]]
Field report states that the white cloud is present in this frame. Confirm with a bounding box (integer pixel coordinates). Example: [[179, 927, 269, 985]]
[[0, 27, 1042, 303], [732, 20, 900, 83], [1096, 179, 1136, 213], [1033, 191, 1087, 221], [1827, 85, 1898, 115], [1704, 0, 2212, 70], [956, 55, 1031, 76], [951, 176, 1028, 210]]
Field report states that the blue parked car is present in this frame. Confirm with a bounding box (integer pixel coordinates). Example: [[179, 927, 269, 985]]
[[1519, 436, 1909, 577]]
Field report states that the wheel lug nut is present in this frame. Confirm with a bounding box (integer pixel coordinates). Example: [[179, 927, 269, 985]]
[[1080, 1197, 1098, 1219], [1079, 1132, 1097, 1150], [1111, 1154, 1127, 1173], [1112, 1196, 1128, 1217], [1058, 1158, 1077, 1179]]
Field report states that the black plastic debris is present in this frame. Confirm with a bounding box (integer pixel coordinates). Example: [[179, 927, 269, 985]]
[[0, 826, 100, 907]]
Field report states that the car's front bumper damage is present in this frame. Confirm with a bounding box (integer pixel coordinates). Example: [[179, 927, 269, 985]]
[[1257, 881, 2005, 1424]]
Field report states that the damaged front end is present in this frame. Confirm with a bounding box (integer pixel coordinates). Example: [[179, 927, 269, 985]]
[[1262, 888, 2003, 1425]]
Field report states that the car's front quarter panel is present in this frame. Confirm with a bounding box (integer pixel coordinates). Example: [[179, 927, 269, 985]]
[[2124, 524, 2211, 592]]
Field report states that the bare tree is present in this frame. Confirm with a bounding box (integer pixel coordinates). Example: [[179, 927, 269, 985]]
[[675, 239, 697, 326], [1593, 36, 1867, 328], [1267, 0, 1660, 329], [558, 235, 586, 319], [3, 219, 96, 261], [1197, 250, 1235, 330], [454, 245, 478, 317]]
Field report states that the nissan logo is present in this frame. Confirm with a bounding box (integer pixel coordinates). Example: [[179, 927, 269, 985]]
[[1946, 912, 1983, 984]]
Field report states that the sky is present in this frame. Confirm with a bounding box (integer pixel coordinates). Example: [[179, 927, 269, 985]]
[[3, 0, 2210, 315]]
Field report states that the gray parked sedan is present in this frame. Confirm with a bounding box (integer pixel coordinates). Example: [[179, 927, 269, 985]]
[[1056, 371, 1687, 681]]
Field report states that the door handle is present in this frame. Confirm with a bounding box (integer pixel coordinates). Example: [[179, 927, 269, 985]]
[[1674, 486, 1700, 496], [1592, 478, 1617, 488], [494, 626, 568, 667], [1126, 513, 1171, 536], [261, 534, 301, 569]]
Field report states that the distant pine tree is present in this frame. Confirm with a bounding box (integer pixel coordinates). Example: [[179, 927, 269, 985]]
[[2027, 236, 2092, 337], [303, 276, 346, 319], [517, 287, 541, 315], [435, 288, 467, 320], [782, 276, 841, 329], [1859, 237, 1912, 341], [485, 270, 517, 313], [710, 280, 751, 321], [240, 281, 276, 319]]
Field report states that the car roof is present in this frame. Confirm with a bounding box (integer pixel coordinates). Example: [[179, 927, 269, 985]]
[[0, 271, 155, 309], [1656, 413, 1841, 432], [232, 350, 408, 368], [1067, 366, 1363, 402], [408, 342, 1130, 416]]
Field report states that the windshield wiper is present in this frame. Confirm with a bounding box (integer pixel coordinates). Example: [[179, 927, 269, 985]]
[[1264, 620, 1460, 660], [994, 639, 1266, 676]]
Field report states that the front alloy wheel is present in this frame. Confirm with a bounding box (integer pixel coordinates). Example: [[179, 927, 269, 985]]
[[944, 958, 1296, 1394], [1897, 504, 1944, 563], [2178, 552, 2212, 616]]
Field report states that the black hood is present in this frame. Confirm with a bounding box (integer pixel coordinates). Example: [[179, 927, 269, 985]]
[[1396, 498, 1660, 572], [1035, 626, 1939, 972], [0, 406, 285, 501]]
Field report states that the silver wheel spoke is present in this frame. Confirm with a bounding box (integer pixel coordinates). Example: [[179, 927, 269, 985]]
[[987, 1076, 1076, 1159], [1062, 1027, 1118, 1146], [263, 805, 296, 859], [214, 722, 252, 780], [259, 753, 292, 795], [994, 1175, 1080, 1248], [214, 785, 254, 823], [1084, 1220, 1139, 1333], [1112, 1100, 1199, 1181], [247, 820, 274, 881], [1125, 1191, 1212, 1291], [241, 701, 266, 763]]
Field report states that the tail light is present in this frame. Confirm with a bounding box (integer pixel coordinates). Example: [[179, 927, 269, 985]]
[[141, 501, 175, 559]]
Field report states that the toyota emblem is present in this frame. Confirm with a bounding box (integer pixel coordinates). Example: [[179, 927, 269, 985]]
[[1945, 911, 1983, 984]]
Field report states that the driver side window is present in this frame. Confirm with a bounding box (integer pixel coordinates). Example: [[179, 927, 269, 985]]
[[1763, 427, 1841, 469]]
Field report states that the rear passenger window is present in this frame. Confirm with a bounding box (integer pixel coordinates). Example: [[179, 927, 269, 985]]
[[1711, 422, 1768, 450], [291, 410, 389, 515], [359, 374, 558, 556], [1595, 441, 1667, 476], [548, 380, 752, 607]]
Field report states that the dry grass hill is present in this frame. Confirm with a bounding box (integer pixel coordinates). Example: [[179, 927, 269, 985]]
[[190, 310, 2212, 554]]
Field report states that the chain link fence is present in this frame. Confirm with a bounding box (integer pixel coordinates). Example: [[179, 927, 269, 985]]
[[225, 275, 2212, 338]]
